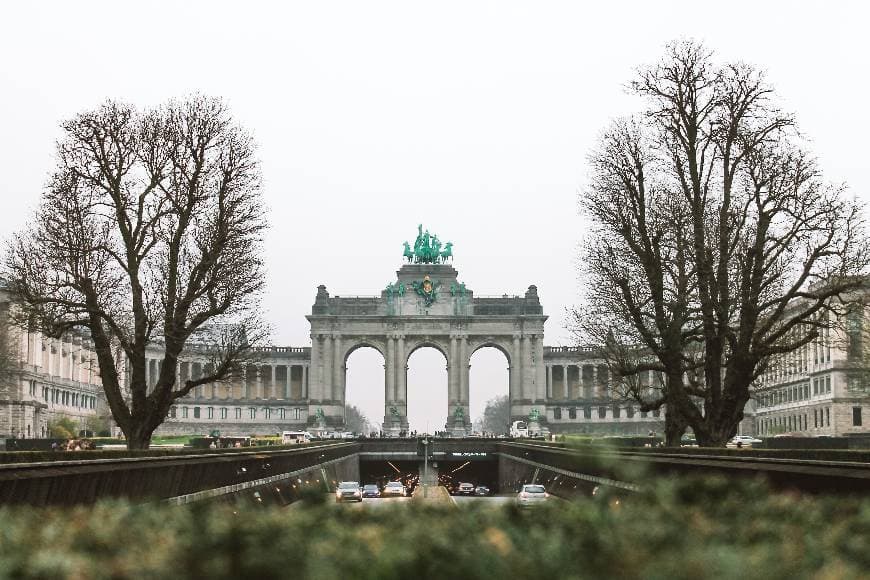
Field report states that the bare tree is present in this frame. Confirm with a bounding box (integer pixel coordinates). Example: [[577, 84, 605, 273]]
[[5, 96, 268, 449], [574, 118, 700, 445], [477, 394, 510, 436], [345, 405, 370, 435], [578, 41, 870, 446]]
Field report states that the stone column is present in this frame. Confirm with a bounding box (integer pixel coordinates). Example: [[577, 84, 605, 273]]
[[511, 334, 522, 401], [460, 336, 469, 404], [302, 365, 308, 399], [546, 365, 553, 399], [386, 337, 396, 404], [534, 335, 546, 402], [395, 335, 406, 404], [332, 335, 343, 403], [449, 336, 458, 403], [562, 365, 569, 400], [145, 357, 150, 390]]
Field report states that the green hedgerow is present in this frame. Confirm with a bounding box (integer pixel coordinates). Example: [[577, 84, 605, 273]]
[[0, 476, 867, 580]]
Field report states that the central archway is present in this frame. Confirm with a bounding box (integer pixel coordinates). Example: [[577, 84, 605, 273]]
[[344, 345, 385, 436], [469, 345, 511, 436], [406, 346, 448, 435]]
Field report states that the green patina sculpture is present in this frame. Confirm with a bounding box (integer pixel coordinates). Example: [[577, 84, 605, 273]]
[[412, 274, 440, 306], [449, 281, 467, 298], [403, 225, 453, 264], [528, 408, 541, 423], [315, 408, 326, 422], [453, 407, 465, 421], [389, 405, 400, 419]]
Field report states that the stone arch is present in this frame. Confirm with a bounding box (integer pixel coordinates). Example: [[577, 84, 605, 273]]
[[468, 338, 513, 367], [340, 339, 387, 364], [404, 339, 450, 433], [403, 338, 450, 367], [468, 340, 513, 434], [342, 341, 386, 435]]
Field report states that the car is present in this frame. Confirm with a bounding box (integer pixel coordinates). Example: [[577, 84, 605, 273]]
[[457, 482, 475, 496], [474, 485, 490, 496], [361, 484, 380, 498], [335, 481, 362, 503], [726, 435, 763, 448], [382, 481, 406, 497], [516, 484, 549, 507]]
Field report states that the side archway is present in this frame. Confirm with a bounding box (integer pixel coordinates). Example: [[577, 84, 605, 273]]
[[469, 342, 512, 436]]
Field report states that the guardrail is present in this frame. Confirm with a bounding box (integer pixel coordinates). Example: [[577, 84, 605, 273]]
[[0, 442, 358, 506]]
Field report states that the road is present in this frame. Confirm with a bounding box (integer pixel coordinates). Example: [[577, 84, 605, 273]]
[[450, 494, 515, 507]]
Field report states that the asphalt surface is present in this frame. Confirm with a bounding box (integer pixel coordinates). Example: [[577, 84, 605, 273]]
[[450, 494, 516, 507]]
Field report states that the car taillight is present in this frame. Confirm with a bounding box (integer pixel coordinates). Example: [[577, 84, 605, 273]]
[[520, 492, 528, 498]]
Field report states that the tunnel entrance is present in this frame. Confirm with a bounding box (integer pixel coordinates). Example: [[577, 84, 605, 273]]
[[358, 457, 502, 494]]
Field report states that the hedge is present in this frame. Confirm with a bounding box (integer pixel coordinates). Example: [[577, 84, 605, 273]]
[[0, 476, 867, 579]]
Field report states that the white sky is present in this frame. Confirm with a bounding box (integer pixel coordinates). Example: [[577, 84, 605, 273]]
[[2, 1, 868, 432]]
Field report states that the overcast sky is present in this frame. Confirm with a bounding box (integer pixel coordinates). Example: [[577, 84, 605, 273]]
[[2, 1, 868, 432]]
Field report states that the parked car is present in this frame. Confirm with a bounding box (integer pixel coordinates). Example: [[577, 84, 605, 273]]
[[457, 482, 475, 496], [382, 481, 406, 497], [361, 484, 380, 498], [335, 481, 362, 503], [726, 435, 763, 448], [516, 484, 549, 507], [474, 485, 490, 496]]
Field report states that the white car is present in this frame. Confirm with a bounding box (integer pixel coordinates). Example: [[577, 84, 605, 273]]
[[516, 484, 549, 507], [382, 481, 406, 497], [335, 481, 362, 503], [726, 435, 763, 448]]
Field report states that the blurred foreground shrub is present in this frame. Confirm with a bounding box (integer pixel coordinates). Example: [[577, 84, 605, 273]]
[[0, 476, 867, 580]]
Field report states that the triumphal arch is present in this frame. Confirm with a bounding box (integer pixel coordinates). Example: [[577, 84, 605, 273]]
[[307, 226, 547, 435]]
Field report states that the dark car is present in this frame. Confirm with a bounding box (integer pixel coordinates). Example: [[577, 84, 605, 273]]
[[474, 485, 490, 496], [361, 484, 380, 498]]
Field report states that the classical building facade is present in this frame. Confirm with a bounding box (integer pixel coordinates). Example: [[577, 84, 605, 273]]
[[7, 230, 870, 441], [752, 313, 869, 437], [156, 232, 669, 436], [0, 289, 108, 439]]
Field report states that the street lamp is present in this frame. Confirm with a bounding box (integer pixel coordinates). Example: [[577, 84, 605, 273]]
[[422, 437, 429, 498]]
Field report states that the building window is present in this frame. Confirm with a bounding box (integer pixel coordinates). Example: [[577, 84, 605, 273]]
[[182, 407, 188, 419], [193, 407, 200, 419], [221, 408, 228, 419], [265, 408, 271, 420], [613, 406, 621, 419], [598, 406, 607, 419], [279, 408, 286, 420], [568, 407, 576, 420], [825, 376, 831, 394], [641, 411, 648, 419], [826, 407, 831, 427], [853, 407, 863, 427], [249, 407, 256, 419], [584, 406, 592, 419], [814, 409, 818, 428], [294, 408, 300, 420], [169, 407, 177, 419], [652, 409, 660, 418], [627, 406, 635, 419], [553, 407, 562, 420], [813, 378, 818, 395], [207, 407, 214, 419]]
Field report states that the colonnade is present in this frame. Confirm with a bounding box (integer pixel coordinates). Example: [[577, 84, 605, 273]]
[[545, 363, 612, 400], [144, 358, 309, 401]]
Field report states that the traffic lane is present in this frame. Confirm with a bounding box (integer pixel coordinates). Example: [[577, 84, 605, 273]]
[[451, 494, 515, 507]]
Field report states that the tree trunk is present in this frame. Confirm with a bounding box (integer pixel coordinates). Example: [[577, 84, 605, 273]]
[[664, 408, 687, 447], [126, 421, 157, 450]]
